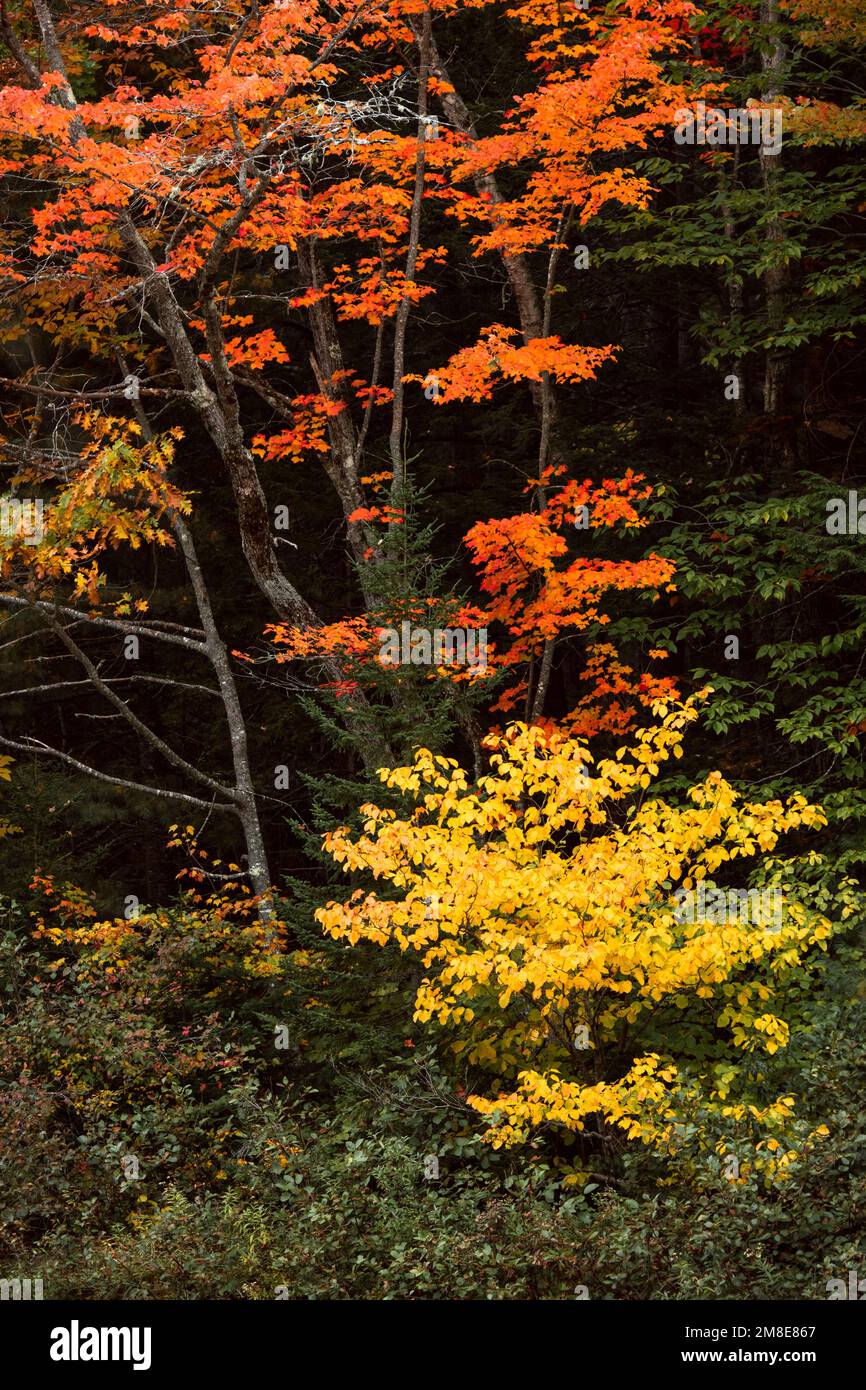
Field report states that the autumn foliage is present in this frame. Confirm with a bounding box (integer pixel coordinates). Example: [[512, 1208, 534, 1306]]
[[318, 698, 838, 1180], [0, 0, 865, 1307]]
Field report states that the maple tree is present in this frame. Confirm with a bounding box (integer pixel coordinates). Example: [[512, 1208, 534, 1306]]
[[205, 0, 698, 709], [0, 0, 703, 760], [463, 468, 678, 727], [265, 465, 678, 740]]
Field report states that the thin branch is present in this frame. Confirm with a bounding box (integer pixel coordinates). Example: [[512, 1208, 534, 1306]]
[[0, 594, 208, 654], [46, 616, 237, 799], [0, 675, 221, 701], [0, 376, 191, 402], [0, 733, 235, 812], [357, 314, 385, 464]]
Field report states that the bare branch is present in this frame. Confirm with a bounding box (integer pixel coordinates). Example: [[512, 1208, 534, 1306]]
[[46, 616, 236, 800], [0, 376, 191, 402], [0, 594, 208, 654], [0, 732, 235, 812], [0, 675, 221, 701]]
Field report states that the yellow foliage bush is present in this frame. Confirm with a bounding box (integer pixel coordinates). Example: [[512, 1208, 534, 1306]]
[[318, 699, 835, 1176]]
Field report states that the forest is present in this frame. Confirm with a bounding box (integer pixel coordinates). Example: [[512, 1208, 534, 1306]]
[[0, 0, 865, 1303]]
